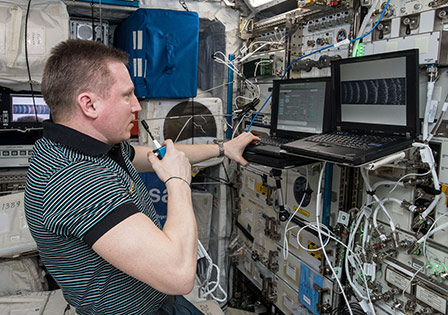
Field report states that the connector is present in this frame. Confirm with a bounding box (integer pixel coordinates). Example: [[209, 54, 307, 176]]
[[391, 231, 400, 248]]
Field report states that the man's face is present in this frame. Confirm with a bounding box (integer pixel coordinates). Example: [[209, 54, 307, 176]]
[[98, 61, 141, 144]]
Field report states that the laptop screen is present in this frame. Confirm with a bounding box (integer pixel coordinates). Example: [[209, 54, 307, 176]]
[[271, 77, 331, 138], [332, 49, 419, 136]]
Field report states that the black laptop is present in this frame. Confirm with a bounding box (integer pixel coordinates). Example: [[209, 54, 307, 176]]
[[282, 49, 419, 166], [244, 77, 332, 167]]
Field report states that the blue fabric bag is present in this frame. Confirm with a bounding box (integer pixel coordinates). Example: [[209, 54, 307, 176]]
[[114, 9, 199, 99]]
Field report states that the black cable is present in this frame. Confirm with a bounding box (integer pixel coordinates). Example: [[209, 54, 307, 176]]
[[221, 161, 230, 182], [24, 0, 38, 125], [196, 173, 231, 185], [330, 302, 366, 315], [91, 0, 96, 41], [63, 304, 71, 315]]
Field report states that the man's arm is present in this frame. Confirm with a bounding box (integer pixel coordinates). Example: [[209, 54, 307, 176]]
[[132, 132, 260, 173], [92, 141, 198, 294]]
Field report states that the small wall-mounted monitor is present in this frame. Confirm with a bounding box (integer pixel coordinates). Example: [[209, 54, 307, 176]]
[[10, 94, 50, 123], [0, 87, 49, 146]]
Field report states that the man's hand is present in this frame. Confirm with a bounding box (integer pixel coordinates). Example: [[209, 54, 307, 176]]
[[147, 139, 191, 184], [223, 132, 261, 166]]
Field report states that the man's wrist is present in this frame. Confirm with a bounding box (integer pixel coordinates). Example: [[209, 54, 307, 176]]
[[215, 140, 225, 157]]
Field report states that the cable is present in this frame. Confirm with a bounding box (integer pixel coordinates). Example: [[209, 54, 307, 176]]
[[197, 240, 227, 302], [246, 0, 391, 132], [389, 170, 431, 193], [417, 212, 448, 244], [361, 168, 397, 241], [401, 214, 448, 301], [352, 0, 381, 57], [294, 219, 370, 313], [24, 0, 39, 125], [283, 167, 309, 260], [315, 162, 357, 315], [427, 94, 448, 141], [174, 116, 194, 143], [344, 207, 374, 312], [412, 143, 441, 219], [231, 112, 250, 139], [196, 81, 235, 97]]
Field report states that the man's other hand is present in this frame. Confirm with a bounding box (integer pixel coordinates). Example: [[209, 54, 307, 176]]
[[223, 132, 261, 166], [147, 140, 191, 184]]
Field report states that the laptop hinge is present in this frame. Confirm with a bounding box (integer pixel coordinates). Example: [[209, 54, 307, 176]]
[[336, 126, 342, 131]]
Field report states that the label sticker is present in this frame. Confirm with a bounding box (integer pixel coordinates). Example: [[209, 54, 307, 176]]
[[27, 27, 45, 55], [288, 231, 299, 249], [385, 268, 411, 293], [283, 294, 294, 312], [286, 261, 297, 281], [416, 285, 447, 314], [248, 177, 256, 191]]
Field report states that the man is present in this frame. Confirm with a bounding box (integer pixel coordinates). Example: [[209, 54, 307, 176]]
[[24, 39, 258, 314]]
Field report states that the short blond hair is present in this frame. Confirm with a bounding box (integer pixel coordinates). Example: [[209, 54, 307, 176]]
[[41, 39, 129, 122]]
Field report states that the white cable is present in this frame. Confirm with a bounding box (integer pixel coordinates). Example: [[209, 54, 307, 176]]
[[283, 167, 309, 260], [197, 240, 228, 302], [412, 143, 441, 219], [355, 0, 380, 39], [427, 101, 448, 141], [345, 208, 373, 302], [389, 171, 431, 193], [235, 95, 256, 103], [295, 223, 331, 252], [361, 216, 369, 256], [372, 198, 401, 232], [403, 213, 448, 300], [236, 40, 285, 64], [293, 220, 369, 309], [253, 59, 273, 78], [372, 180, 404, 192], [232, 113, 250, 139], [361, 168, 396, 233], [174, 116, 194, 143], [417, 213, 448, 243], [315, 162, 355, 315], [423, 81, 436, 141], [196, 81, 236, 97]]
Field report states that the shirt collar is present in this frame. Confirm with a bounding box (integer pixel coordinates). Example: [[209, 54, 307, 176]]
[[42, 120, 114, 156]]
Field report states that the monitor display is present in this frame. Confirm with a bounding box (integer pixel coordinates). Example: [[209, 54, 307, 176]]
[[11, 94, 50, 123], [271, 77, 331, 137], [332, 49, 419, 137], [338, 57, 407, 126]]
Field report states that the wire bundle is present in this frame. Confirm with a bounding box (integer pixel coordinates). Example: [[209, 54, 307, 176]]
[[330, 302, 366, 315]]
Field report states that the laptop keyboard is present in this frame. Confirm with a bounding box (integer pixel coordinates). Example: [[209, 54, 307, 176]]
[[306, 132, 398, 151], [260, 136, 293, 147]]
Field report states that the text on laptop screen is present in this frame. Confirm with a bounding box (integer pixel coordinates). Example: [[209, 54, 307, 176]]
[[339, 56, 407, 126], [11, 94, 50, 123], [277, 81, 327, 133]]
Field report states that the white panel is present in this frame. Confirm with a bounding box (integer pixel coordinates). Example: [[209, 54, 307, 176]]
[[420, 10, 435, 33]]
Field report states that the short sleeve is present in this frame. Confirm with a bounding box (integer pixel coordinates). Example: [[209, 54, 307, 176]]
[[42, 161, 135, 240]]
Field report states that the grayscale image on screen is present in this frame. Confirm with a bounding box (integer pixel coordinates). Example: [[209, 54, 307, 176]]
[[341, 78, 406, 105]]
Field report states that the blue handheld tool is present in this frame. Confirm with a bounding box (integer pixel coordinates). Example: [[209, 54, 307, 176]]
[[141, 120, 166, 160]]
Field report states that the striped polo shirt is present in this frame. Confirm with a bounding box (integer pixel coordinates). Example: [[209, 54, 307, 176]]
[[24, 121, 166, 314]]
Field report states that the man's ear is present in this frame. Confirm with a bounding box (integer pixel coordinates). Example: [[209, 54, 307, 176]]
[[78, 92, 99, 119]]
